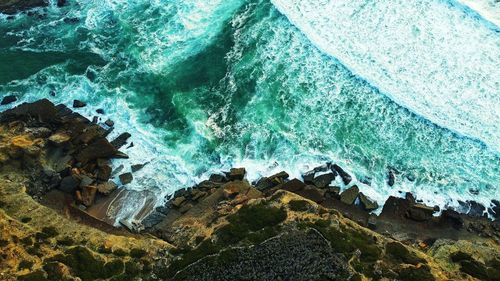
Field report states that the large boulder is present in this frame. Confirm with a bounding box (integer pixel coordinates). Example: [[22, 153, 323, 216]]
[[110, 132, 132, 149], [227, 168, 246, 181], [0, 99, 57, 123], [1, 95, 17, 105], [340, 185, 359, 205], [76, 138, 116, 164], [312, 173, 336, 188], [406, 203, 436, 221], [331, 164, 352, 185], [359, 192, 379, 211]]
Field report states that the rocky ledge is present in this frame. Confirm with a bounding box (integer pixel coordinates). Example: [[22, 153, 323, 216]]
[[0, 100, 499, 281]]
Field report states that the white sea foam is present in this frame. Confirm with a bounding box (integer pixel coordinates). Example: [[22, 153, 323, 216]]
[[271, 0, 500, 152]]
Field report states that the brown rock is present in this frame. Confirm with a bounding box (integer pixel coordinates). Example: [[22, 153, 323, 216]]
[[119, 172, 133, 185], [280, 179, 306, 192], [297, 185, 325, 203], [81, 186, 97, 207], [228, 168, 246, 181], [406, 203, 436, 221], [76, 138, 116, 164], [340, 185, 359, 205], [179, 203, 194, 214], [97, 165, 112, 181], [172, 196, 186, 208], [331, 164, 352, 185], [359, 192, 379, 211], [0, 99, 57, 122], [111, 132, 131, 149], [96, 181, 117, 195], [312, 173, 336, 188], [192, 191, 207, 201]]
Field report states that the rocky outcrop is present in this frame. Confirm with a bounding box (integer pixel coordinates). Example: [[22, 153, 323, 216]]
[[0, 0, 48, 14]]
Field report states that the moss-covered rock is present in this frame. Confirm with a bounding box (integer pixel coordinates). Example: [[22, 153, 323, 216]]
[[18, 270, 48, 281], [289, 199, 311, 212], [398, 265, 435, 281], [385, 242, 425, 265]]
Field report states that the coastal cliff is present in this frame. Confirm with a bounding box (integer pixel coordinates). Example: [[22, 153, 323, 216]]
[[0, 100, 498, 281]]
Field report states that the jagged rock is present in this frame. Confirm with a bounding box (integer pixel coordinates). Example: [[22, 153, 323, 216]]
[[172, 196, 186, 208], [312, 173, 336, 188], [488, 200, 500, 220], [324, 186, 340, 199], [280, 178, 306, 192], [80, 186, 97, 207], [58, 176, 79, 193], [340, 185, 359, 205], [367, 214, 377, 230], [79, 175, 93, 187], [256, 171, 289, 190], [104, 119, 114, 127], [110, 132, 131, 149], [0, 99, 57, 122], [131, 162, 148, 172], [119, 172, 133, 185], [76, 138, 116, 164], [96, 108, 104, 114], [96, 181, 117, 195], [387, 170, 395, 186], [380, 196, 413, 219], [179, 203, 193, 214], [359, 192, 379, 211], [228, 168, 246, 181], [48, 132, 70, 146], [142, 211, 166, 229], [209, 174, 227, 183], [297, 185, 325, 203], [467, 201, 486, 217], [406, 203, 435, 221], [97, 164, 111, 181], [113, 151, 129, 159], [440, 209, 464, 229], [72, 100, 86, 108], [331, 164, 352, 185], [302, 170, 315, 184], [1, 95, 17, 105]]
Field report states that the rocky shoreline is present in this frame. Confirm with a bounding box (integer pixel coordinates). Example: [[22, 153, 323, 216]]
[[0, 99, 499, 281]]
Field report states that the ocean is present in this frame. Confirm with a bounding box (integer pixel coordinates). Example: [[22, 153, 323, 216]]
[[0, 0, 498, 222]]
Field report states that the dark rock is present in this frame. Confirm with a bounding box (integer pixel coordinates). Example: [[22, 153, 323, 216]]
[[56, 0, 67, 7], [92, 116, 98, 123], [97, 165, 112, 181], [297, 185, 324, 203], [1, 95, 17, 105], [367, 214, 377, 230], [179, 203, 193, 214], [0, 99, 57, 123], [131, 163, 148, 173], [469, 188, 479, 195], [142, 211, 166, 229], [340, 185, 359, 205], [256, 171, 289, 190], [386, 242, 425, 265], [76, 138, 116, 164], [488, 200, 500, 220], [104, 119, 114, 127], [302, 170, 315, 184], [280, 179, 306, 192], [380, 196, 413, 219], [72, 100, 86, 108], [112, 151, 129, 159], [110, 132, 131, 149], [405, 192, 416, 204], [172, 196, 186, 208], [59, 176, 79, 193], [226, 167, 245, 181], [79, 175, 93, 187], [119, 173, 133, 185], [387, 170, 395, 186], [331, 164, 352, 185], [0, 0, 48, 15], [96, 109, 104, 114], [209, 174, 227, 183], [324, 186, 340, 199], [467, 201, 486, 217], [406, 204, 435, 222], [192, 191, 207, 201], [359, 192, 379, 211], [440, 209, 464, 229], [312, 173, 336, 188]]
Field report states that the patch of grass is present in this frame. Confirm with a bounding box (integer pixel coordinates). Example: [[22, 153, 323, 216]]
[[47, 246, 107, 281], [21, 217, 32, 223], [289, 199, 311, 212]]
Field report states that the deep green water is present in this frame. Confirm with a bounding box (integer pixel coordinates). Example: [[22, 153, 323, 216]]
[[0, 0, 498, 219]]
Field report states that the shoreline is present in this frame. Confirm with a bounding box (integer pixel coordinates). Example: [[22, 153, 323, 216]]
[[0, 99, 499, 280]]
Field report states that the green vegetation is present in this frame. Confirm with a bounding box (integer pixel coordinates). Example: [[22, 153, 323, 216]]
[[385, 242, 425, 265], [18, 270, 48, 281], [398, 265, 435, 281], [289, 199, 311, 212], [18, 260, 34, 270], [21, 217, 32, 223], [130, 248, 147, 258]]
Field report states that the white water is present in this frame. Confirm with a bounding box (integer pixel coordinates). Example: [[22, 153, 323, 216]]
[[271, 0, 500, 152]]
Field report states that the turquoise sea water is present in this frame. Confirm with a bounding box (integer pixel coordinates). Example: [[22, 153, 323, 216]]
[[0, 0, 498, 220]]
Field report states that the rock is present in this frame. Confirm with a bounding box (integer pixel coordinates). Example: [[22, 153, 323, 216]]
[[467, 201, 486, 217], [96, 109, 104, 114], [131, 163, 148, 173], [280, 178, 306, 192], [340, 185, 359, 205], [56, 0, 67, 7], [387, 170, 395, 186], [0, 99, 57, 122], [331, 164, 352, 185], [110, 132, 131, 149], [302, 170, 315, 184], [79, 175, 94, 187], [72, 100, 86, 108], [324, 186, 340, 199], [359, 192, 379, 211], [112, 151, 129, 159], [1, 95, 17, 105], [119, 172, 133, 185], [48, 132, 70, 146], [97, 165, 112, 181], [92, 116, 98, 123], [209, 174, 227, 183], [405, 192, 416, 204], [192, 191, 207, 201], [255, 171, 289, 190], [312, 173, 336, 188], [58, 176, 79, 193], [96, 181, 117, 195], [380, 196, 413, 219], [81, 186, 97, 207], [141, 212, 166, 229], [488, 200, 500, 220], [76, 138, 116, 164], [367, 215, 377, 230], [298, 185, 325, 203], [172, 196, 186, 208], [406, 203, 435, 221], [440, 209, 464, 229], [104, 119, 114, 127], [179, 203, 193, 214], [228, 168, 246, 181]]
